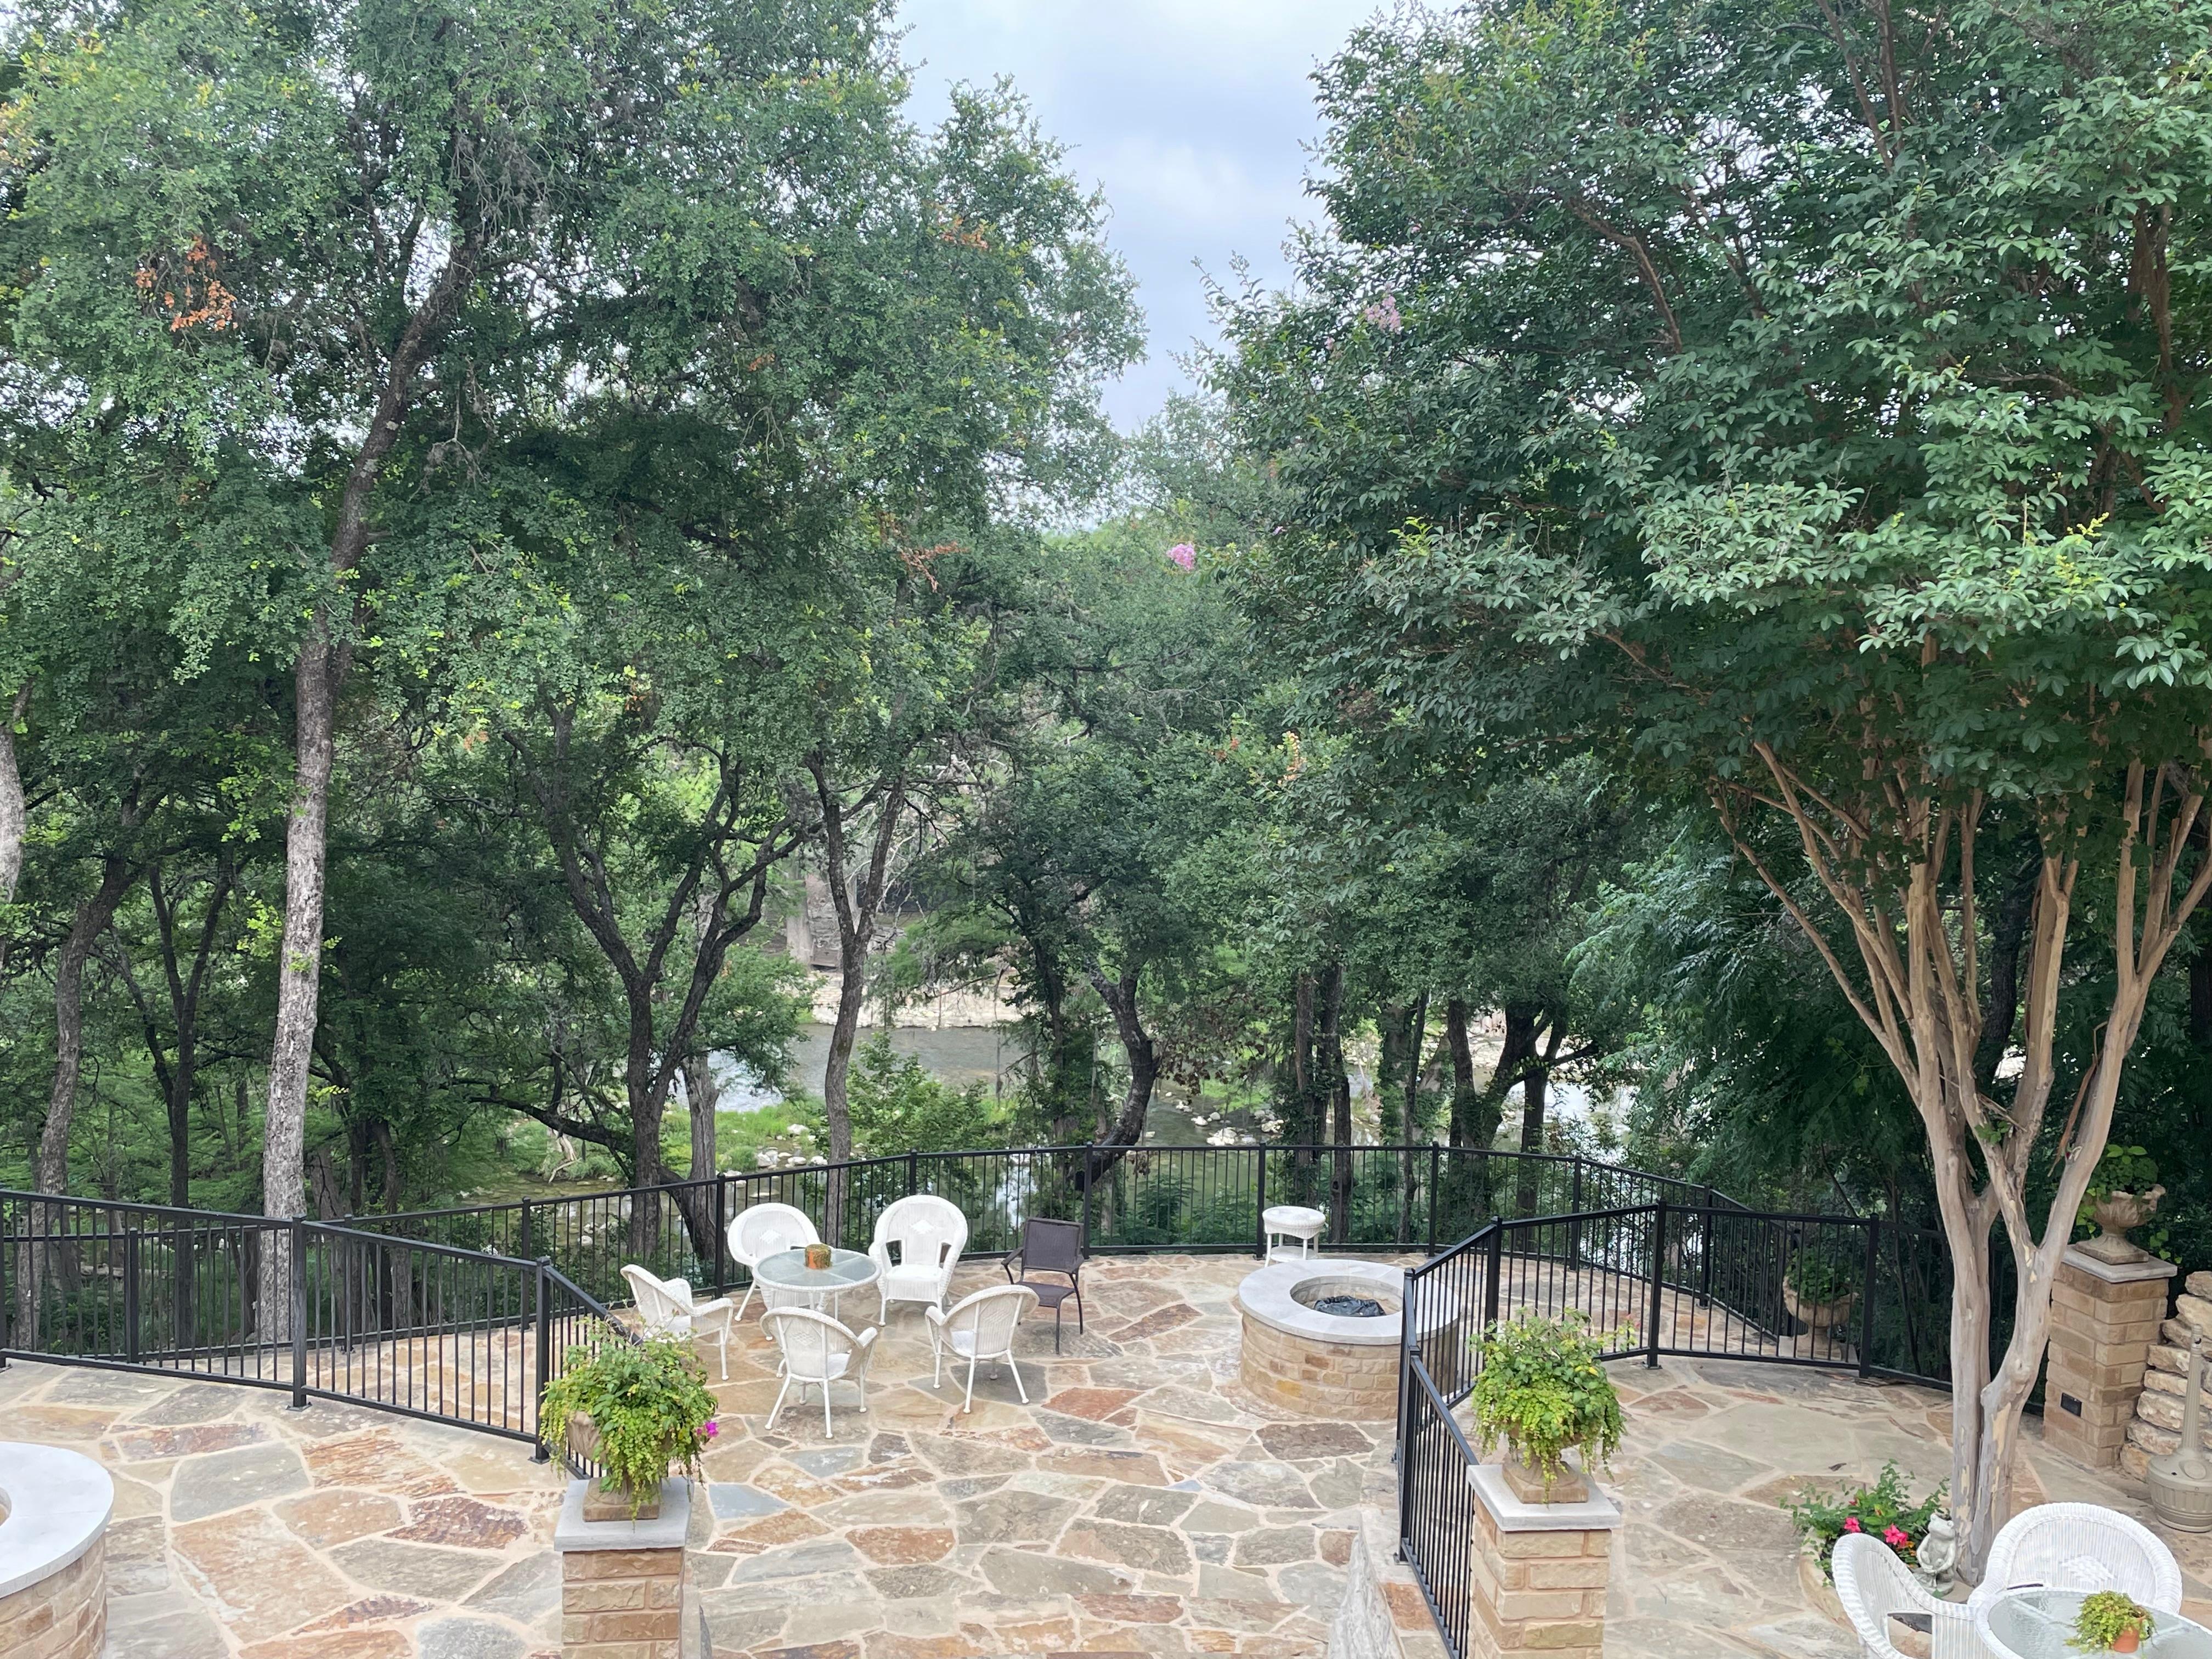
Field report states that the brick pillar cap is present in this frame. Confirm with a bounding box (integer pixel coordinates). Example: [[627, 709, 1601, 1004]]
[[0, 1441, 114, 1595], [1470, 1463, 1623, 1532], [554, 1476, 691, 1553], [2061, 1247, 2179, 1287]]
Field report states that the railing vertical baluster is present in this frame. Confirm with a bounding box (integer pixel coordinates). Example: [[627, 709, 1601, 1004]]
[[1858, 1218, 1879, 1381], [712, 1175, 727, 1294], [290, 1218, 309, 1409], [1481, 1221, 1502, 1341], [1254, 1145, 1267, 1259], [1427, 1146, 1441, 1252], [123, 1224, 140, 1366], [1645, 1200, 1667, 1368]]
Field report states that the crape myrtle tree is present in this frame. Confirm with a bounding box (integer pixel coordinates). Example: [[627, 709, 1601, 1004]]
[[1221, 0, 2212, 1574]]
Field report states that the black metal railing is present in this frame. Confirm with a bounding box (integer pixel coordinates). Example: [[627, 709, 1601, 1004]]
[[1, 1188, 620, 1463], [1393, 1202, 1990, 1659]]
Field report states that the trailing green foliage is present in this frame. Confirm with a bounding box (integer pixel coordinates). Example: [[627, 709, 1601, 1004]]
[[539, 1332, 718, 1516], [1467, 1312, 1626, 1493]]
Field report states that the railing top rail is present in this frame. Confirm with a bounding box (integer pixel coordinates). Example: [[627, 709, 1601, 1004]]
[[0, 1188, 272, 1227], [300, 1219, 551, 1272]]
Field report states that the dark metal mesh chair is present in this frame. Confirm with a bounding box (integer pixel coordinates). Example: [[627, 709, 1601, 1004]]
[[1002, 1217, 1085, 1352]]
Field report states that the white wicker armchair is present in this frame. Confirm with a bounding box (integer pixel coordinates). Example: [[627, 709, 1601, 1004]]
[[761, 1307, 878, 1437], [1833, 1533, 1987, 1659], [869, 1195, 968, 1322], [726, 1202, 819, 1318], [1970, 1503, 2183, 1615], [619, 1263, 735, 1379], [926, 1284, 1037, 1412]]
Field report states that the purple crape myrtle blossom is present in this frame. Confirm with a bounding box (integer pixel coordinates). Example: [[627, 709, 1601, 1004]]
[[1362, 292, 1403, 333], [1166, 543, 1196, 570]]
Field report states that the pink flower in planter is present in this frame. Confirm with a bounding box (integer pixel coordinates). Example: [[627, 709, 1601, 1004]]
[[1842, 1517, 1861, 1533], [698, 1420, 719, 1440], [1884, 1525, 1910, 1550], [1166, 543, 1195, 571]]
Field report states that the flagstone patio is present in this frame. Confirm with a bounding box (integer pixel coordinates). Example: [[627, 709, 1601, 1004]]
[[3, 1249, 2210, 1658]]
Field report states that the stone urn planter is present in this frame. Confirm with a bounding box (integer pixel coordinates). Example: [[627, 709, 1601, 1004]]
[[2079, 1185, 2166, 1266], [566, 1412, 661, 1521], [1783, 1283, 1859, 1336], [1501, 1448, 1588, 1505]]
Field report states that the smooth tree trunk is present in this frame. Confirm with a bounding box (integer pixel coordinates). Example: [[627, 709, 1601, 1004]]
[[1444, 997, 1480, 1146], [1321, 966, 1352, 1241], [23, 855, 133, 1347], [811, 761, 907, 1165], [0, 682, 29, 979], [36, 856, 134, 1194], [1717, 754, 2212, 1578], [1512, 1015, 1566, 1216], [260, 238, 479, 1339], [1088, 964, 1158, 1148], [262, 639, 337, 1335]]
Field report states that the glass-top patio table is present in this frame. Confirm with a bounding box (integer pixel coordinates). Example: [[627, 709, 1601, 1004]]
[[1978, 1589, 2212, 1659], [750, 1245, 879, 1318]]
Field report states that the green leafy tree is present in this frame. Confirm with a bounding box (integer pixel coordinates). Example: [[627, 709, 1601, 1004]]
[[1222, 0, 2212, 1572]]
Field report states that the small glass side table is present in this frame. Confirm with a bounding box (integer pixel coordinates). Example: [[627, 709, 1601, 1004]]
[[749, 1245, 879, 1322], [1977, 1589, 2212, 1659]]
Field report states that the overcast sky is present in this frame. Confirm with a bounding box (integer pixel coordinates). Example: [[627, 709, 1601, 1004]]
[[895, 1, 1376, 432]]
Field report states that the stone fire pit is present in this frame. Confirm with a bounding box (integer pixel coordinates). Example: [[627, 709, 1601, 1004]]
[[1237, 1257, 1457, 1420]]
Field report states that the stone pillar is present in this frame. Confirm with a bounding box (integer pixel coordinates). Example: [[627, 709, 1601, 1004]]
[[2044, 1245, 2177, 1470], [1466, 1464, 1621, 1659], [554, 1476, 690, 1659], [0, 1444, 115, 1659]]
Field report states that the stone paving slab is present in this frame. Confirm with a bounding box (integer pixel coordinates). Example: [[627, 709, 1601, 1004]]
[[5, 1248, 2212, 1657], [0, 1355, 564, 1657]]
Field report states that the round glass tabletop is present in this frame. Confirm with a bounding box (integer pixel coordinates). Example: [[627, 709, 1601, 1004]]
[[750, 1246, 878, 1291], [1980, 1589, 2212, 1659]]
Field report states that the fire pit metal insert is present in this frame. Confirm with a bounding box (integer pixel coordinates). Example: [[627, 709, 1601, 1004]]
[[1310, 1294, 1386, 1318]]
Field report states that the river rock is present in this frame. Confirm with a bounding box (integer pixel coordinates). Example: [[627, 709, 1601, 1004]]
[[2185, 1270, 2212, 1301]]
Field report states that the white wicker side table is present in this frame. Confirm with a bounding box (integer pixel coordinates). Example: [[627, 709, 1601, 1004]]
[[1262, 1205, 1327, 1261]]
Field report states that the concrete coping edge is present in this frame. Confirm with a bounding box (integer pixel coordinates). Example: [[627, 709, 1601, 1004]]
[[0, 1441, 115, 1598], [1468, 1462, 1624, 1532], [554, 1475, 692, 1553], [1237, 1257, 1459, 1349], [2060, 1246, 2179, 1286]]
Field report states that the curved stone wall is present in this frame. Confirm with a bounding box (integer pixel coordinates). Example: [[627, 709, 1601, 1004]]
[[0, 1442, 114, 1659], [1238, 1257, 1459, 1421]]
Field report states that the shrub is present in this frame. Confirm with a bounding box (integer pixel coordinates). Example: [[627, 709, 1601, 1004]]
[[1785, 1243, 1862, 1305], [1785, 1462, 1944, 1582], [1468, 1311, 1626, 1493], [540, 1329, 718, 1515]]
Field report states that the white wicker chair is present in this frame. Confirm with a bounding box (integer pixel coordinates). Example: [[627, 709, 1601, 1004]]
[[619, 1263, 736, 1380], [726, 1202, 820, 1318], [1832, 1533, 1987, 1658], [1970, 1503, 2183, 1615], [869, 1195, 968, 1323], [926, 1283, 1037, 1413], [761, 1307, 878, 1437]]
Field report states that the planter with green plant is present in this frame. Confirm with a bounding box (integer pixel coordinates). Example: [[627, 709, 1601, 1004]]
[[1468, 1311, 1625, 1503], [1784, 1243, 1863, 1339], [1784, 1462, 1945, 1583], [540, 1329, 719, 1521], [2072, 1590, 2154, 1654]]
